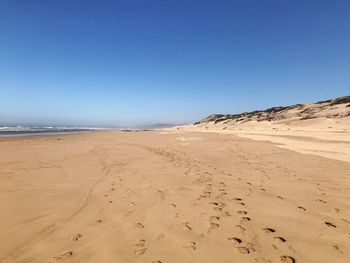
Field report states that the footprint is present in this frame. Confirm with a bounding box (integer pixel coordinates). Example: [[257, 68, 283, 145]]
[[324, 221, 336, 228], [210, 202, 225, 211], [71, 233, 82, 241], [316, 199, 327, 203], [182, 222, 192, 231], [241, 217, 251, 221], [134, 239, 146, 247], [53, 251, 73, 260], [237, 246, 250, 254], [170, 203, 177, 207], [209, 222, 219, 230], [183, 241, 196, 250], [223, 211, 231, 217], [134, 248, 147, 255], [332, 244, 343, 254], [210, 216, 220, 221], [218, 202, 226, 207], [280, 255, 295, 263], [125, 211, 132, 217], [209, 202, 225, 207], [228, 237, 242, 245], [263, 227, 276, 233], [274, 237, 286, 242], [342, 219, 350, 224], [235, 225, 246, 232], [237, 210, 247, 215], [136, 222, 145, 228], [276, 196, 284, 200], [233, 198, 242, 201]]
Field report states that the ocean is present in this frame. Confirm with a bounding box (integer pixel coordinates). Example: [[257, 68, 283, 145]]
[[0, 126, 107, 137]]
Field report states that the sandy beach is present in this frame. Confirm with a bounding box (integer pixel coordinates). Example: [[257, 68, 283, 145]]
[[3, 1, 350, 262], [1, 130, 349, 263]]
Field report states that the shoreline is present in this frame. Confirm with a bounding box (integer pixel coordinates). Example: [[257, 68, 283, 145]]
[[0, 131, 88, 138]]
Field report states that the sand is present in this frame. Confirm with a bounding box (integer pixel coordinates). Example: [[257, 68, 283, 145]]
[[175, 118, 350, 163], [0, 131, 349, 263], [186, 96, 350, 163]]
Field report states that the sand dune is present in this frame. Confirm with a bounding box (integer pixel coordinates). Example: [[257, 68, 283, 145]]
[[0, 130, 349, 263], [176, 96, 350, 162]]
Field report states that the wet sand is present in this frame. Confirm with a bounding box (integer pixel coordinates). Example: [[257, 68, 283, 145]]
[[0, 131, 349, 263]]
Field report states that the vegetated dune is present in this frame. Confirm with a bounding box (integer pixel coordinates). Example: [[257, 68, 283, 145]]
[[194, 96, 350, 128], [176, 96, 350, 162]]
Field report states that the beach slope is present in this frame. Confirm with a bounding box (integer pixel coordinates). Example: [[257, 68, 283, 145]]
[[0, 131, 349, 262]]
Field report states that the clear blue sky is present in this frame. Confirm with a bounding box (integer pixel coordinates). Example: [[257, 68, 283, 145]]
[[1, 0, 349, 127]]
